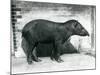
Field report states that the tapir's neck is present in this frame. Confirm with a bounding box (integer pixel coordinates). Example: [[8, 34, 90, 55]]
[[62, 31, 73, 44], [57, 23, 73, 44]]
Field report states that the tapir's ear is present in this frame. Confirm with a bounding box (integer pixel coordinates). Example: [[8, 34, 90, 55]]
[[73, 22, 78, 28]]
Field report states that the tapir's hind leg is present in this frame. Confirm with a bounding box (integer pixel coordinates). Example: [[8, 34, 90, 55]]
[[50, 43, 56, 61], [27, 42, 42, 64], [21, 37, 33, 64], [32, 47, 42, 62], [22, 38, 41, 63], [21, 37, 29, 57], [27, 43, 34, 64]]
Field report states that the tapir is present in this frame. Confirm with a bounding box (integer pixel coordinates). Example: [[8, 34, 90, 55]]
[[21, 19, 89, 64]]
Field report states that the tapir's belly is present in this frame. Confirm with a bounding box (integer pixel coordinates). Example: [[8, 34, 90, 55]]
[[33, 29, 55, 43], [37, 33, 55, 43]]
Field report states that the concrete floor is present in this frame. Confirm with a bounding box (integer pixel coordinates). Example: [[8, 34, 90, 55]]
[[12, 54, 95, 74]]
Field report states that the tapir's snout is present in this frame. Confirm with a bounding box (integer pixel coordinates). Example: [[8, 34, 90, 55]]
[[80, 29, 89, 36], [86, 31, 89, 36]]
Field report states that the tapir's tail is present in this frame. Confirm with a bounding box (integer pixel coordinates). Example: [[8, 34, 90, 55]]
[[21, 28, 28, 38], [22, 30, 25, 38], [22, 30, 33, 45]]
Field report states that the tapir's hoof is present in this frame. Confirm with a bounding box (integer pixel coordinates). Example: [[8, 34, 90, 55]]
[[31, 56, 42, 62], [56, 58, 64, 63], [35, 59, 42, 62], [57, 59, 64, 63], [28, 61, 33, 64], [50, 57, 55, 61]]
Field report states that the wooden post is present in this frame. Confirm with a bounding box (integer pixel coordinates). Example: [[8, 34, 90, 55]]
[[91, 6, 96, 50]]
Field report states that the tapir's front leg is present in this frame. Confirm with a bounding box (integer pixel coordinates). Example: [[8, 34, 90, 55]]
[[54, 40, 64, 63]]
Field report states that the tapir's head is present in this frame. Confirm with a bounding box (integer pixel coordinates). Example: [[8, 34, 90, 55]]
[[65, 20, 89, 36]]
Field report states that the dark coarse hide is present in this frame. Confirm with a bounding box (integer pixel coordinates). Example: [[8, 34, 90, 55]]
[[21, 19, 89, 64]]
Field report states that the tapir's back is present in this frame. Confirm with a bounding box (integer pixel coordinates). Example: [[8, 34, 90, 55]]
[[22, 19, 58, 32], [22, 19, 63, 42]]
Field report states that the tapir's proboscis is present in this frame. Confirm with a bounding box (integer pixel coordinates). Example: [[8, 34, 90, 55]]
[[22, 19, 89, 64]]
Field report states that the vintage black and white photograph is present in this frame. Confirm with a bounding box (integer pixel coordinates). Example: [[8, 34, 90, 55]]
[[11, 0, 96, 74]]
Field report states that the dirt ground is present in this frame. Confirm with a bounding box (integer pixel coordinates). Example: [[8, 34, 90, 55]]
[[12, 54, 95, 74]]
